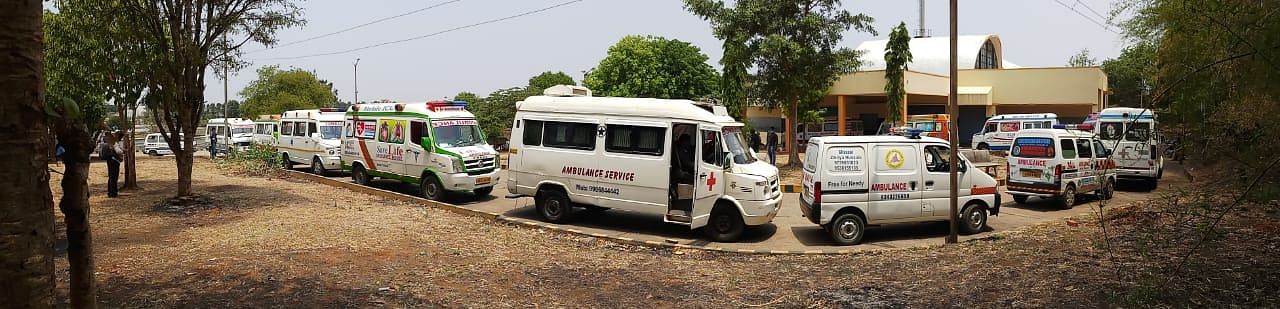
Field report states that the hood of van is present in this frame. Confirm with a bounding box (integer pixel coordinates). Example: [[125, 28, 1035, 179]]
[[441, 144, 498, 160], [320, 139, 341, 149], [734, 160, 779, 180]]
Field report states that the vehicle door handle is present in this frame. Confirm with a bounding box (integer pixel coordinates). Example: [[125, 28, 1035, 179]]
[[909, 181, 918, 190], [925, 180, 935, 186], [698, 173, 707, 179]]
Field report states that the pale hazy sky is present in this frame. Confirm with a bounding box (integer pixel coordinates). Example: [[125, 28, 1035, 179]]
[[205, 0, 1129, 103]]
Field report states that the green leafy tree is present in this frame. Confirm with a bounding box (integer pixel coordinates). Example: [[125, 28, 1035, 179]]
[[453, 91, 480, 103], [884, 22, 913, 126], [584, 35, 720, 99], [471, 87, 532, 145], [118, 0, 304, 197], [1101, 43, 1155, 108], [685, 0, 875, 166], [1067, 48, 1098, 67], [239, 66, 338, 118], [527, 71, 576, 93]]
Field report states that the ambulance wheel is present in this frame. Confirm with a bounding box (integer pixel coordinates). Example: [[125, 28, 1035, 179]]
[[148, 150, 158, 156], [1012, 195, 1029, 204], [1100, 179, 1115, 200], [352, 165, 371, 186], [421, 175, 445, 201], [829, 212, 866, 245], [311, 157, 326, 175], [1058, 185, 1077, 209], [280, 153, 292, 169], [536, 189, 573, 223], [705, 206, 745, 242], [473, 186, 493, 197], [960, 203, 987, 235]]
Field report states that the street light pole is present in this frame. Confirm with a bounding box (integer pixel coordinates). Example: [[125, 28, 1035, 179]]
[[946, 0, 960, 244], [223, 33, 229, 119], [354, 58, 361, 104]]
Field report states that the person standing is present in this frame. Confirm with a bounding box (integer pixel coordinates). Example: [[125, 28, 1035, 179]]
[[750, 129, 762, 153], [208, 128, 219, 159], [766, 127, 779, 166], [104, 130, 124, 197]]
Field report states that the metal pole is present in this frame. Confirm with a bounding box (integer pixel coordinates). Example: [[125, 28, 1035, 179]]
[[946, 0, 960, 244], [354, 58, 361, 104], [223, 33, 229, 119]]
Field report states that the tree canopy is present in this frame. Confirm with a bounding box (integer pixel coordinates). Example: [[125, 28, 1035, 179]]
[[883, 22, 913, 125], [1101, 43, 1155, 108], [583, 35, 719, 99], [239, 66, 338, 118], [527, 71, 576, 93], [1067, 48, 1098, 67]]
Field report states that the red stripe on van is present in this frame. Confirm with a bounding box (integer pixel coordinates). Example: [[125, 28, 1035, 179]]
[[352, 114, 377, 171]]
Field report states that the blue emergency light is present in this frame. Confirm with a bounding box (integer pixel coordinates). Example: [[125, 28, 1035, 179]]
[[426, 101, 468, 111], [904, 128, 925, 139]]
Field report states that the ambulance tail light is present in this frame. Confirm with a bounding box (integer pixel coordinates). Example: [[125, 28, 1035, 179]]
[[812, 181, 822, 205], [1054, 164, 1063, 182]]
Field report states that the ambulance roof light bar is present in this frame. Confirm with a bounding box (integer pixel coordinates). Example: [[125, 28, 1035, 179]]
[[1053, 123, 1095, 131], [426, 100, 468, 111]]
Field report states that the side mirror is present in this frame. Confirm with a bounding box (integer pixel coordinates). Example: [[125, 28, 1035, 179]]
[[722, 152, 732, 169], [311, 132, 321, 139], [959, 159, 968, 173], [420, 137, 434, 151]]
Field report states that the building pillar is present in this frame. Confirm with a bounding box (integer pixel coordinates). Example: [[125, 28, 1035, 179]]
[[901, 93, 909, 125], [837, 95, 847, 136]]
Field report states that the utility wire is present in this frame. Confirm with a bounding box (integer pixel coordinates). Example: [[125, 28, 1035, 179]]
[[1053, 0, 1119, 34], [1074, 0, 1110, 22], [245, 0, 466, 54], [252, 0, 583, 61]]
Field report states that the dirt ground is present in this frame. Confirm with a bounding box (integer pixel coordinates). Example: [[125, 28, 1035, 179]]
[[49, 156, 1280, 308]]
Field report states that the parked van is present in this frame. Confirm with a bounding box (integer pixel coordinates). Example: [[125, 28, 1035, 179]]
[[971, 113, 1058, 150], [507, 86, 782, 242], [279, 109, 344, 174], [253, 119, 279, 145], [799, 131, 1000, 245], [206, 118, 255, 153], [341, 101, 500, 200], [1006, 125, 1117, 208], [142, 133, 183, 156], [1087, 107, 1163, 187], [906, 114, 951, 140]]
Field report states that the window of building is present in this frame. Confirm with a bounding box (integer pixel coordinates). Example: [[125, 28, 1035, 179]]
[[543, 121, 596, 150], [523, 120, 544, 146], [606, 125, 665, 156], [976, 40, 998, 69]]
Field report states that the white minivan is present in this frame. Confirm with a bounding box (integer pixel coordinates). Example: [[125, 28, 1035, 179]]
[[206, 118, 255, 153], [799, 132, 1001, 245], [279, 109, 345, 175], [971, 113, 1058, 151], [142, 133, 182, 156], [1006, 126, 1117, 208], [507, 85, 783, 242], [1087, 107, 1163, 188]]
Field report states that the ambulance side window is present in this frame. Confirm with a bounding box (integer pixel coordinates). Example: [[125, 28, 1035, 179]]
[[282, 122, 294, 136], [294, 122, 307, 137], [344, 121, 353, 138], [1094, 140, 1110, 157], [983, 122, 997, 134], [410, 121, 426, 146], [1076, 139, 1093, 158], [923, 145, 951, 173], [1000, 122, 1020, 132], [543, 121, 596, 150], [307, 122, 317, 137], [700, 130, 721, 165], [1060, 138, 1077, 159], [523, 120, 543, 146], [606, 125, 665, 156]]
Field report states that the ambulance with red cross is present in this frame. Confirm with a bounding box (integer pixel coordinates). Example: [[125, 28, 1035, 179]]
[[340, 101, 500, 200], [506, 85, 783, 242], [799, 130, 1001, 245], [1005, 125, 1117, 209]]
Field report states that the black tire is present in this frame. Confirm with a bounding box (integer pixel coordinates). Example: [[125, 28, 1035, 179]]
[[148, 150, 158, 156], [828, 212, 866, 245], [280, 153, 292, 169], [473, 186, 493, 197], [1146, 179, 1159, 191], [535, 189, 573, 223], [1012, 195, 1029, 204], [311, 157, 326, 175], [977, 143, 989, 151], [1058, 184, 1077, 209], [1100, 178, 1115, 200], [704, 206, 745, 242], [352, 164, 371, 185], [960, 204, 988, 235], [421, 174, 445, 201]]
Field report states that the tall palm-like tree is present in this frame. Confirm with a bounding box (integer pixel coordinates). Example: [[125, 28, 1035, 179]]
[[0, 0, 57, 307]]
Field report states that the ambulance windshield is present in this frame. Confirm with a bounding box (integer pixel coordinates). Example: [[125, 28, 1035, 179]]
[[722, 127, 756, 164], [433, 124, 483, 148], [319, 125, 342, 140]]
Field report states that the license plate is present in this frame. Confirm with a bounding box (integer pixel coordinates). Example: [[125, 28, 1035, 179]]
[[1020, 169, 1042, 178], [475, 177, 491, 185]]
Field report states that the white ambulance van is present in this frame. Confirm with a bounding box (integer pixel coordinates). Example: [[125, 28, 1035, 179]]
[[142, 132, 181, 156], [252, 118, 279, 145], [341, 101, 500, 200], [799, 131, 1000, 245], [1088, 107, 1163, 188], [278, 109, 345, 175], [507, 85, 783, 242], [1006, 125, 1117, 208], [971, 113, 1058, 151], [206, 118, 255, 153]]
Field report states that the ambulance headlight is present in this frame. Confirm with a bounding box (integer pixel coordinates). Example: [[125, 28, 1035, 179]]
[[755, 180, 767, 186], [452, 159, 464, 173]]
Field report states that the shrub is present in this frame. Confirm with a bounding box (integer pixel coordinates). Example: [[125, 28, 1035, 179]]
[[215, 144, 282, 176]]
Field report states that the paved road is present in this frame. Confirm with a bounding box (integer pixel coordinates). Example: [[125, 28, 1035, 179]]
[[304, 162, 1186, 252]]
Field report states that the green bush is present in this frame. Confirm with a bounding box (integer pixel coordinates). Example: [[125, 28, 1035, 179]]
[[215, 144, 282, 176]]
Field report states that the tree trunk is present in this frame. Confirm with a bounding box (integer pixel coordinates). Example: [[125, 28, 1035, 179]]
[[56, 136, 96, 308], [0, 0, 57, 307], [786, 104, 801, 167], [175, 145, 194, 196], [117, 104, 139, 190]]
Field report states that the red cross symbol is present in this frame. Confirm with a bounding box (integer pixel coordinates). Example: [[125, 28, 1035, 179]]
[[706, 172, 717, 190]]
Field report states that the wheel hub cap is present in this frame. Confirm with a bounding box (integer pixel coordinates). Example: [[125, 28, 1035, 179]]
[[839, 221, 857, 238]]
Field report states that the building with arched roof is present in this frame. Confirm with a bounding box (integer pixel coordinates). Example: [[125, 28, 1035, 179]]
[[746, 34, 1109, 149]]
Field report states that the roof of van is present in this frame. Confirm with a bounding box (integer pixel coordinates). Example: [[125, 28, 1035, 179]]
[[281, 109, 344, 121], [986, 113, 1057, 120], [348, 102, 477, 119], [1015, 128, 1096, 138], [207, 118, 253, 125], [810, 135, 950, 144], [1097, 107, 1155, 119], [517, 95, 738, 124]]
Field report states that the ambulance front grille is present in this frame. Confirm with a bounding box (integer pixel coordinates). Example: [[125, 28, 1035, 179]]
[[464, 156, 497, 174], [769, 177, 780, 196]]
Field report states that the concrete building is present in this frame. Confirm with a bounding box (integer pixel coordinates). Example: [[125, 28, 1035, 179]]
[[747, 34, 1109, 149]]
